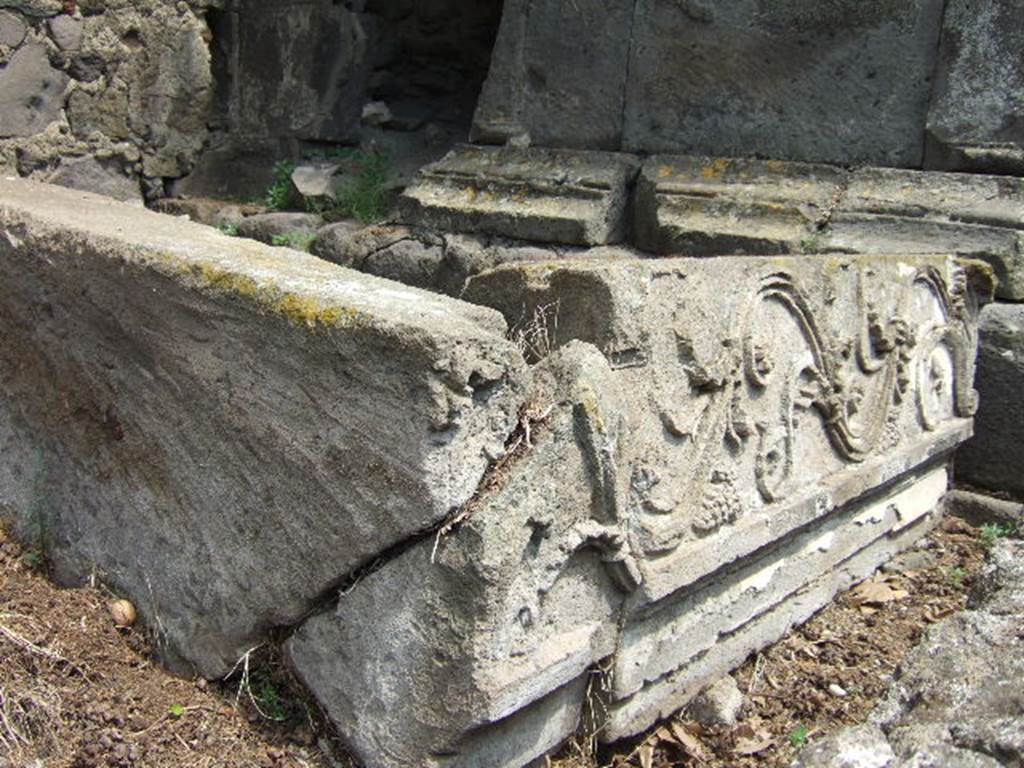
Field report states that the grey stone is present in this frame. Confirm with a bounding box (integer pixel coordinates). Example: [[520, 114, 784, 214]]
[[290, 162, 350, 207], [236, 212, 324, 246], [0, 178, 528, 678], [0, 42, 70, 138], [0, 9, 26, 47], [471, 0, 634, 150], [880, 548, 937, 576], [622, 0, 944, 167], [46, 155, 142, 204], [311, 222, 636, 297], [399, 145, 640, 246], [925, 0, 1024, 175], [687, 675, 744, 727], [0, 0, 61, 17], [866, 539, 1024, 766], [48, 13, 82, 51], [150, 198, 265, 229], [945, 490, 1023, 532], [957, 304, 1024, 497], [790, 724, 895, 768]]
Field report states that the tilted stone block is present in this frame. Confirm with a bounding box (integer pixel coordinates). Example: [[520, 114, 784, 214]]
[[290, 253, 990, 767], [399, 145, 640, 247], [0, 178, 529, 677]]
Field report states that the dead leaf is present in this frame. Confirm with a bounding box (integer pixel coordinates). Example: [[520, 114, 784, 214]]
[[670, 721, 711, 762], [639, 742, 654, 768], [849, 579, 909, 606], [734, 735, 775, 755]]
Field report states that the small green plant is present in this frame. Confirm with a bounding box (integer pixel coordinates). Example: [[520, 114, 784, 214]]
[[335, 151, 391, 223], [265, 161, 299, 211], [979, 522, 1016, 550], [168, 703, 186, 719], [271, 231, 316, 252], [789, 725, 810, 748], [948, 566, 967, 587], [800, 233, 823, 252], [253, 677, 287, 721], [218, 222, 239, 237]]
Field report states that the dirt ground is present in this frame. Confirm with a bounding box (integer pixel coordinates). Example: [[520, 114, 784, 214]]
[[0, 515, 990, 768]]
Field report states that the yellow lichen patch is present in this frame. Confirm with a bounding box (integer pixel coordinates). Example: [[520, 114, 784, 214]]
[[658, 165, 676, 179], [195, 264, 259, 297], [700, 158, 731, 179], [270, 292, 365, 330]]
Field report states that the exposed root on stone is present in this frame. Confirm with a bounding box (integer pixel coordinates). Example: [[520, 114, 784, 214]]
[[431, 399, 555, 563]]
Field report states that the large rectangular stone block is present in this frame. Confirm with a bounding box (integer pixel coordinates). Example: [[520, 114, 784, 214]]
[[925, 0, 1024, 175], [470, 0, 634, 150], [399, 145, 640, 246], [0, 178, 528, 677], [290, 252, 989, 768], [622, 0, 944, 166]]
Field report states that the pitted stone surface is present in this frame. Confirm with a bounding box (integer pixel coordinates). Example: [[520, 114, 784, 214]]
[[925, 0, 1024, 175], [0, 179, 529, 677], [291, 253, 988, 767], [470, 0, 633, 149], [399, 145, 640, 246], [621, 0, 944, 166], [0, 41, 69, 137]]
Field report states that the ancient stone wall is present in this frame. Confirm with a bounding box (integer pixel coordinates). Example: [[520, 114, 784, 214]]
[[0, 0, 215, 202]]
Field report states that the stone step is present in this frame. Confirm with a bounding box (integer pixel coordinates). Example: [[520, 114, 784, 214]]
[[398, 144, 640, 246]]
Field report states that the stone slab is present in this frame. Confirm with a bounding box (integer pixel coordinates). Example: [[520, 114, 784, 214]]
[[0, 178, 528, 677], [399, 145, 640, 246], [292, 252, 988, 767], [925, 0, 1024, 175], [470, 0, 634, 150], [956, 303, 1024, 498], [622, 0, 944, 167]]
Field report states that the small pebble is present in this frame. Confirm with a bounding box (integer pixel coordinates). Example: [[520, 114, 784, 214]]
[[828, 683, 848, 697]]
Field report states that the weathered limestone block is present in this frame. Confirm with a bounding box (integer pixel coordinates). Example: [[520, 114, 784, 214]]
[[622, 0, 944, 167], [291, 253, 988, 767], [0, 179, 529, 677], [470, 0, 634, 149], [925, 0, 1024, 175], [632, 155, 846, 255], [400, 145, 640, 246], [956, 304, 1024, 498]]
